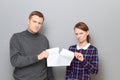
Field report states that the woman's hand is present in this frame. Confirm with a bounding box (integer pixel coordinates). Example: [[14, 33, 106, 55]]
[[74, 52, 84, 61]]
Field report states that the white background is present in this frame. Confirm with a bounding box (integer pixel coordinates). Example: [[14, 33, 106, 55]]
[[0, 0, 120, 80]]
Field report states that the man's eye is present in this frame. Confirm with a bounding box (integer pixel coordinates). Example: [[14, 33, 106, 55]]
[[38, 23, 42, 25], [33, 21, 36, 23], [75, 33, 78, 35]]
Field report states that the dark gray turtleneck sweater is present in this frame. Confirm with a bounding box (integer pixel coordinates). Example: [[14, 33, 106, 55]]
[[10, 30, 49, 80]]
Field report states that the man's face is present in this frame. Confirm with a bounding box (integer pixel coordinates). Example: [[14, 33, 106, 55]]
[[27, 15, 44, 34]]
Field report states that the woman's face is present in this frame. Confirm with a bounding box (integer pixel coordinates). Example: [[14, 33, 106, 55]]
[[74, 28, 89, 43]]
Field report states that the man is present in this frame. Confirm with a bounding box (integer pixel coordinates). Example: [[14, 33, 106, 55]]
[[10, 11, 54, 80]]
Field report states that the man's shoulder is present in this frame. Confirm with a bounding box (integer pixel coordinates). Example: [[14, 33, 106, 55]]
[[39, 33, 48, 39], [11, 30, 25, 38]]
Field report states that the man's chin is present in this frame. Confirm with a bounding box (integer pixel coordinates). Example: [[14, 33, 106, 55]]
[[32, 31, 39, 34]]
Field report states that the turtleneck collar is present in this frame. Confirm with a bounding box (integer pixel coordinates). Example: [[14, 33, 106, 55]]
[[24, 30, 40, 38]]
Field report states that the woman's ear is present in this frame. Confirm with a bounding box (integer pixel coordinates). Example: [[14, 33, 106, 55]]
[[87, 31, 90, 35]]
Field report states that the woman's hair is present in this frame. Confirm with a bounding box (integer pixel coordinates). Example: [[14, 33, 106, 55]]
[[28, 11, 44, 20], [74, 22, 90, 43]]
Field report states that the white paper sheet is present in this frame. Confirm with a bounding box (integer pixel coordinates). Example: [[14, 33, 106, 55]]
[[46, 48, 74, 67]]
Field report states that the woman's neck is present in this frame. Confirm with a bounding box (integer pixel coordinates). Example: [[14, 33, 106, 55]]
[[79, 41, 88, 48]]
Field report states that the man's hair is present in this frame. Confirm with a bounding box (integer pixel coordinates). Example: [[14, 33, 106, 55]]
[[29, 11, 44, 20]]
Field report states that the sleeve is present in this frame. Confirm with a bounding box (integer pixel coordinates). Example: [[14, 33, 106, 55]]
[[45, 37, 54, 80], [47, 67, 54, 80], [65, 46, 73, 79], [46, 37, 50, 49], [10, 34, 39, 68], [66, 66, 71, 79], [81, 47, 99, 74]]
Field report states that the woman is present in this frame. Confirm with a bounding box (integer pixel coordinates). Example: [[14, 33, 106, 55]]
[[66, 22, 99, 80]]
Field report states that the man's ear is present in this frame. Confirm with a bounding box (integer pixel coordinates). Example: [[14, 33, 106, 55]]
[[27, 19, 29, 25]]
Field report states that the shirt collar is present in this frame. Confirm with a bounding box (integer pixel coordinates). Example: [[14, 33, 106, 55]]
[[76, 43, 90, 50]]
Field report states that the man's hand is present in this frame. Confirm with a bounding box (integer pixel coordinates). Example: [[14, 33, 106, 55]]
[[38, 51, 49, 60]]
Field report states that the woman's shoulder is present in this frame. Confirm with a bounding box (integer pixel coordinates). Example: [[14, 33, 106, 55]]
[[69, 44, 77, 47], [89, 44, 98, 50], [68, 44, 77, 50]]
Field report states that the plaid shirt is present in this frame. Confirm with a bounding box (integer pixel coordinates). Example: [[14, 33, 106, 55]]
[[66, 44, 99, 80]]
